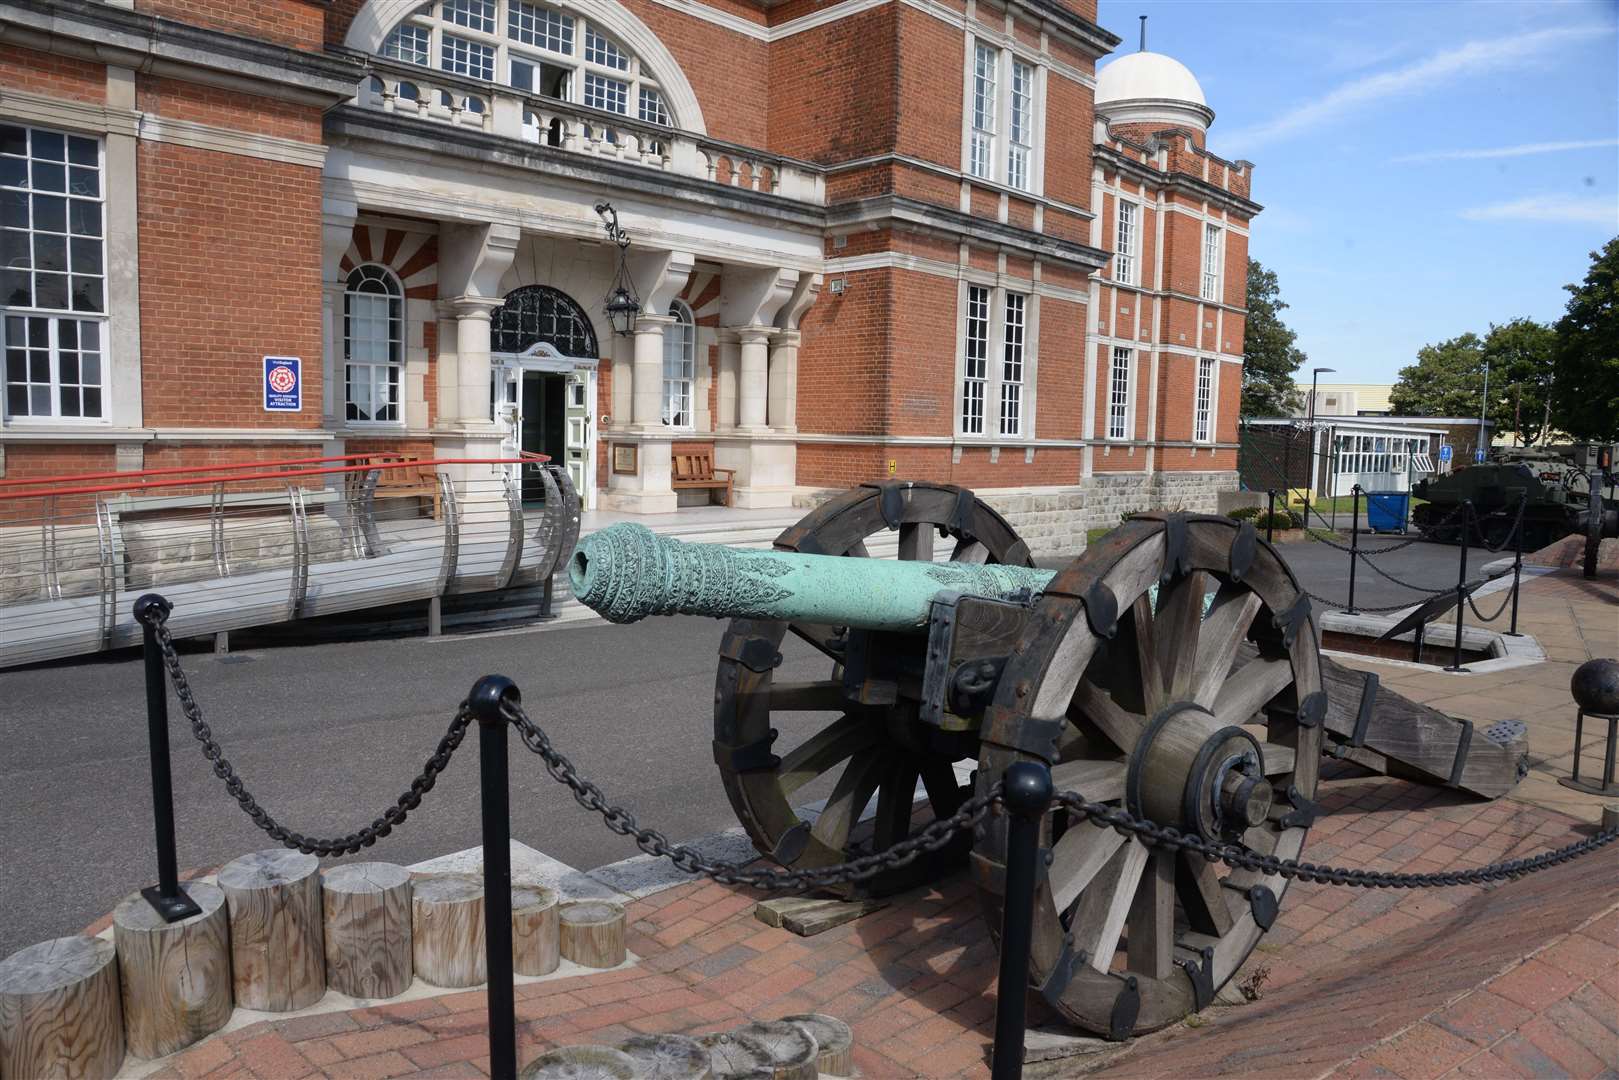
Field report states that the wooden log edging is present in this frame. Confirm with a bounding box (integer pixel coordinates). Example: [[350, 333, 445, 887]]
[[511, 885, 560, 977], [558, 901, 626, 969], [322, 863, 413, 1000], [412, 874, 487, 988], [0, 935, 124, 1080], [111, 883, 232, 1059], [218, 850, 326, 1012]]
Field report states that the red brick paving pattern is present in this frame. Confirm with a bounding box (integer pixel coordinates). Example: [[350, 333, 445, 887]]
[[149, 769, 1617, 1079]]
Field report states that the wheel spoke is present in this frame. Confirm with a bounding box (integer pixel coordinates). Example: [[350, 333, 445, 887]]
[[1124, 594, 1166, 716], [1190, 587, 1263, 709], [809, 752, 887, 850], [1176, 852, 1235, 936], [1049, 825, 1125, 914], [872, 759, 921, 851], [1050, 758, 1126, 804], [1074, 838, 1149, 974], [846, 540, 872, 558], [950, 538, 990, 564], [919, 759, 967, 818], [1153, 570, 1206, 701], [1211, 656, 1293, 728], [787, 621, 847, 663], [777, 716, 880, 799], [1126, 849, 1176, 979], [1072, 678, 1146, 755], [898, 522, 935, 562], [768, 680, 848, 712]]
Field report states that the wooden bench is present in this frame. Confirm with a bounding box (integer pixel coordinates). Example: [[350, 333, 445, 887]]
[[672, 446, 734, 506], [360, 456, 441, 519]]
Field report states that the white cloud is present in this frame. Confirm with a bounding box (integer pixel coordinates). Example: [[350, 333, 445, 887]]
[[1459, 194, 1619, 227], [1392, 138, 1619, 163], [1225, 24, 1609, 151]]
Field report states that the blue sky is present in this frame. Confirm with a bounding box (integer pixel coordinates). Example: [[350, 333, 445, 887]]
[[1097, 0, 1619, 383]]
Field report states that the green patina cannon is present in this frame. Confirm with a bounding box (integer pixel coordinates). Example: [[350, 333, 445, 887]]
[[569, 482, 1527, 1039]]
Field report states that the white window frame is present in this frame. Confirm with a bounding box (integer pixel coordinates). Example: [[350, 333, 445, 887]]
[[998, 291, 1026, 437], [1193, 356, 1216, 443], [386, 2, 672, 127], [963, 38, 1043, 194], [1201, 222, 1222, 301], [343, 263, 405, 426], [1107, 345, 1132, 441], [660, 300, 694, 429], [2, 123, 108, 424], [960, 284, 989, 435], [1114, 199, 1137, 286]]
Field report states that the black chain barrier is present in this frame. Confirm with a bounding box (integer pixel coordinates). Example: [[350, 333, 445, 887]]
[[140, 604, 474, 857], [1467, 587, 1516, 624]]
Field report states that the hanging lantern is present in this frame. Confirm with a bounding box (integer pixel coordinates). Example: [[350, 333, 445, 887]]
[[594, 202, 640, 336]]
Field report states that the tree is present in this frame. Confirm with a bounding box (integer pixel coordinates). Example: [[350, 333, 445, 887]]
[[1389, 332, 1487, 419], [1549, 237, 1619, 441], [1241, 260, 1306, 417], [1481, 318, 1556, 445]]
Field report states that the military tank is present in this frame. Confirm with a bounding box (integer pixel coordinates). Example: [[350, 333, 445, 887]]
[[1411, 444, 1618, 551]]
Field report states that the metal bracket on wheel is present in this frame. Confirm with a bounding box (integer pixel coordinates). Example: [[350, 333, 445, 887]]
[[1107, 974, 1141, 1042], [858, 481, 907, 530], [1272, 593, 1313, 649], [1248, 884, 1279, 930], [770, 821, 811, 865], [950, 487, 976, 535], [1447, 719, 1473, 788], [982, 709, 1066, 763], [1297, 691, 1328, 730], [1350, 672, 1378, 747], [1229, 521, 1257, 582], [713, 731, 780, 773], [1173, 945, 1215, 1012], [1277, 784, 1318, 829], [719, 635, 783, 673], [1037, 935, 1082, 1007], [1161, 512, 1192, 583]]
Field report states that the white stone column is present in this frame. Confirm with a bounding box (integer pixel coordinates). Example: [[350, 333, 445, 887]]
[[735, 326, 771, 432], [609, 330, 633, 431], [715, 330, 740, 431], [631, 314, 675, 430], [434, 303, 461, 428], [447, 296, 500, 430], [767, 329, 799, 432], [320, 197, 357, 428]]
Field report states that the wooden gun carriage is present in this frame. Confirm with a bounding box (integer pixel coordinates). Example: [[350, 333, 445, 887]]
[[569, 482, 1528, 1038]]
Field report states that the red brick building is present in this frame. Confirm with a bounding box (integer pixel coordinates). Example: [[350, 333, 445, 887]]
[[1, 0, 1256, 551]]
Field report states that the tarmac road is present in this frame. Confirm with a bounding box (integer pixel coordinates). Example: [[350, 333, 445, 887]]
[[0, 530, 1491, 957]]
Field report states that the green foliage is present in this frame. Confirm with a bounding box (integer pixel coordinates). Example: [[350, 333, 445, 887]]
[[1227, 505, 1300, 530], [1390, 332, 1487, 419], [1481, 319, 1556, 445], [1550, 237, 1619, 441], [1241, 261, 1307, 418], [1227, 505, 1263, 520]]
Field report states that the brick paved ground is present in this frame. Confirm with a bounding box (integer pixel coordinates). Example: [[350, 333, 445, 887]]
[[133, 568, 1619, 1079]]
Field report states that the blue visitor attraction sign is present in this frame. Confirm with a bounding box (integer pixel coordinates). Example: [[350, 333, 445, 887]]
[[263, 357, 301, 412], [1438, 444, 1453, 464]]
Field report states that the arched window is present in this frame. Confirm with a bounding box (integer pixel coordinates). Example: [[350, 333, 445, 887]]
[[661, 300, 694, 428], [490, 285, 598, 357], [344, 264, 403, 423], [379, 1, 676, 129]]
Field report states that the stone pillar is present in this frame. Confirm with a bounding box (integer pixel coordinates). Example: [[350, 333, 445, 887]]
[[631, 314, 675, 430], [434, 303, 461, 428], [715, 330, 740, 431], [735, 326, 771, 432], [609, 331, 633, 431], [767, 329, 799, 433], [447, 296, 500, 430], [320, 197, 357, 428]]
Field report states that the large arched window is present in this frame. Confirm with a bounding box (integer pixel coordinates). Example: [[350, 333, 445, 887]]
[[490, 285, 598, 357], [661, 300, 693, 428], [381, 0, 675, 128], [344, 264, 403, 423]]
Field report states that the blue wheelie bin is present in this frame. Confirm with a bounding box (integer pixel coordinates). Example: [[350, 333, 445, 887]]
[[1365, 491, 1409, 534]]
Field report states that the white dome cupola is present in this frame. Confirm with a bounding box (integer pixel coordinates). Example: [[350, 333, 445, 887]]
[[1095, 21, 1213, 135]]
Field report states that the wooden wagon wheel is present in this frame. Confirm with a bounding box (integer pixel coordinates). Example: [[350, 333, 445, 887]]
[[974, 512, 1324, 1038], [713, 481, 1033, 898]]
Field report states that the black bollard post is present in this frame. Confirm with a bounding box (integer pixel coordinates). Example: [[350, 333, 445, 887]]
[[468, 676, 519, 1080], [989, 761, 1054, 1080], [133, 594, 203, 923], [1506, 491, 1526, 636], [1266, 489, 1276, 544], [1445, 502, 1472, 673], [1346, 485, 1361, 615]]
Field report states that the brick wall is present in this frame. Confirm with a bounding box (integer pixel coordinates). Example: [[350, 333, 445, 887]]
[[135, 0, 327, 51], [768, 6, 897, 161], [0, 46, 105, 104], [136, 76, 323, 142], [136, 138, 324, 427]]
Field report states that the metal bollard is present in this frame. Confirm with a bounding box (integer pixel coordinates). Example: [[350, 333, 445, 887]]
[[989, 761, 1054, 1080], [1445, 502, 1472, 673], [133, 594, 203, 923], [468, 675, 520, 1080], [1346, 485, 1361, 615], [1265, 489, 1276, 544], [1507, 491, 1526, 636]]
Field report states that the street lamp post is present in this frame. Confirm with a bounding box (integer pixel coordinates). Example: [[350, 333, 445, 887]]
[[1304, 366, 1334, 532]]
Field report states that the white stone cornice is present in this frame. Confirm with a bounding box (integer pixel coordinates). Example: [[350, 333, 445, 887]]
[[0, 85, 138, 137], [135, 114, 327, 168]]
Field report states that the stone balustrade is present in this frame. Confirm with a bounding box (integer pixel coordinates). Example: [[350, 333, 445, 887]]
[[358, 58, 824, 205]]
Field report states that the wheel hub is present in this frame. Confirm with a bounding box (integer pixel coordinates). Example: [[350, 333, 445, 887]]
[[1126, 702, 1273, 842]]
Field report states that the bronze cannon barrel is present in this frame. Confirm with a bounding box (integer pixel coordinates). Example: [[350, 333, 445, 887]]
[[568, 523, 1055, 628]]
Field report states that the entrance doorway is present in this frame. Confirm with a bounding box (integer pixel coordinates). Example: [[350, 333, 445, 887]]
[[494, 344, 596, 507]]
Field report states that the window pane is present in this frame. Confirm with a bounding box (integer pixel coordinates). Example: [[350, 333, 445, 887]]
[[34, 233, 66, 272], [67, 136, 97, 166], [68, 200, 100, 237], [33, 194, 65, 232], [69, 236, 100, 275], [29, 385, 49, 414], [0, 125, 25, 157], [443, 0, 495, 33], [0, 158, 23, 188], [584, 73, 627, 113], [81, 386, 100, 417], [638, 87, 668, 126], [31, 161, 65, 192], [441, 35, 495, 79], [585, 27, 628, 69], [5, 386, 24, 415], [382, 23, 431, 64], [70, 275, 102, 313], [32, 131, 64, 160], [68, 167, 98, 198], [509, 1, 573, 53], [59, 386, 79, 415], [2, 191, 26, 229], [2, 230, 28, 268], [0, 268, 25, 306], [35, 272, 66, 309]]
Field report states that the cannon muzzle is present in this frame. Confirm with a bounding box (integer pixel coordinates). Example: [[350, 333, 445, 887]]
[[569, 523, 1055, 628]]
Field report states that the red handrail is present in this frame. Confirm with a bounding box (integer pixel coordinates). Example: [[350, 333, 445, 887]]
[[0, 452, 421, 491], [0, 455, 550, 502]]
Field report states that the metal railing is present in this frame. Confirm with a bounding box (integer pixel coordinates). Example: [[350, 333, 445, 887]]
[[0, 454, 579, 668]]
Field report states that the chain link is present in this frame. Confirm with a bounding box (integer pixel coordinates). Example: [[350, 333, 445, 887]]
[[1306, 501, 1469, 556], [1464, 497, 1529, 553], [142, 609, 473, 857], [1467, 587, 1515, 624]]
